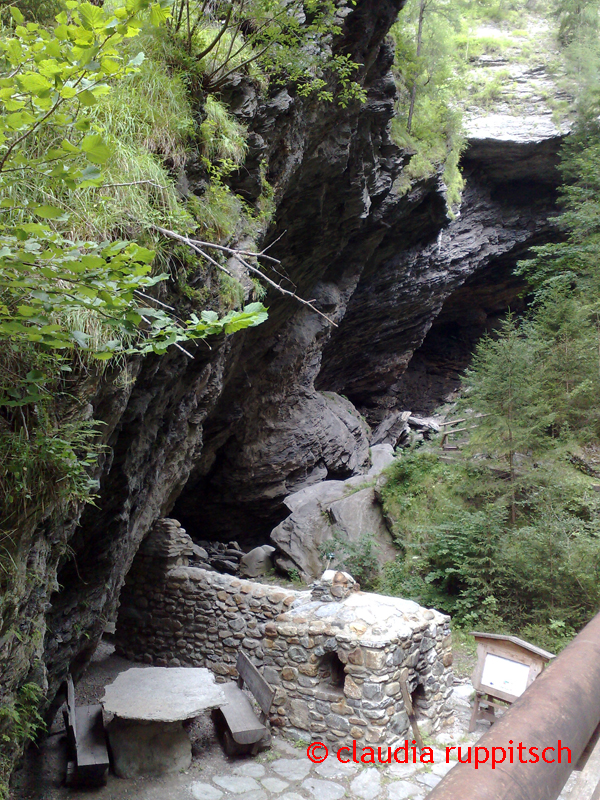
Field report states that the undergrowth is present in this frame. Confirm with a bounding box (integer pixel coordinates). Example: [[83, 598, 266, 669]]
[[0, 682, 45, 800], [379, 447, 600, 653]]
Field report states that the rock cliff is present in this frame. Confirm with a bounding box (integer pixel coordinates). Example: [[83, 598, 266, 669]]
[[42, 0, 410, 706], [2, 0, 566, 775]]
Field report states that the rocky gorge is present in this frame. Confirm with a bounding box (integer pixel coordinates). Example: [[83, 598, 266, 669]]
[[0, 0, 569, 788]]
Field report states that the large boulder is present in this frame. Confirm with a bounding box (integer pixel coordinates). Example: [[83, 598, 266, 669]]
[[329, 487, 397, 562], [270, 445, 398, 580], [239, 545, 276, 578]]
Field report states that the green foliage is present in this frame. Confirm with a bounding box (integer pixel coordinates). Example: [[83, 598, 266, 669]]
[[319, 531, 380, 590], [200, 96, 248, 163], [459, 315, 549, 481], [379, 450, 600, 650], [167, 0, 365, 105], [0, 682, 45, 800], [380, 118, 600, 640], [390, 0, 466, 210], [0, 1, 268, 360], [9, 1, 62, 23]]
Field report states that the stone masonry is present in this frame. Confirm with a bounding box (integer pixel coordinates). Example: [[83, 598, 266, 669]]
[[115, 519, 302, 677], [115, 519, 454, 746]]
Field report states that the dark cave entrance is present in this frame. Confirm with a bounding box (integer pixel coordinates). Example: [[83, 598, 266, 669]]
[[365, 256, 532, 417]]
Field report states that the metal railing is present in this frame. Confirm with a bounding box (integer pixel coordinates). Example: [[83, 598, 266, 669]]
[[426, 610, 600, 800]]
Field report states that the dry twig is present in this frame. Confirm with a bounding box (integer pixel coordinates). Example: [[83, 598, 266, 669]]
[[152, 225, 338, 328]]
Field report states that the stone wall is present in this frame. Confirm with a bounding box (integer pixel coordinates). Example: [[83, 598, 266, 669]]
[[262, 577, 454, 746], [115, 520, 302, 677], [115, 520, 454, 746]]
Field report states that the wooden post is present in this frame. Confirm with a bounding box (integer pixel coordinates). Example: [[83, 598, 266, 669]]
[[399, 669, 424, 751]]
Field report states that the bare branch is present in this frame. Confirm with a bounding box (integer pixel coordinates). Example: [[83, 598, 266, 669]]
[[153, 226, 338, 327]]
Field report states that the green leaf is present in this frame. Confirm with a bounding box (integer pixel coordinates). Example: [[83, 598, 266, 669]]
[[25, 369, 46, 382], [81, 134, 112, 165], [77, 89, 99, 106], [150, 3, 169, 26], [10, 7, 25, 23], [34, 205, 66, 220], [17, 306, 38, 317], [71, 330, 89, 347], [79, 2, 106, 30], [17, 73, 52, 96], [128, 51, 145, 67]]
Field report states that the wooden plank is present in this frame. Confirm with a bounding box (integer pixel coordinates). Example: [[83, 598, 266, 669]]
[[470, 632, 555, 661], [66, 675, 76, 737], [74, 705, 109, 768], [399, 670, 424, 752], [219, 683, 267, 745], [64, 675, 77, 755], [236, 652, 275, 716], [569, 728, 600, 800]]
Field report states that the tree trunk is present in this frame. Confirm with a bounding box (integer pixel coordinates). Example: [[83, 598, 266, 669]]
[[407, 0, 428, 135]]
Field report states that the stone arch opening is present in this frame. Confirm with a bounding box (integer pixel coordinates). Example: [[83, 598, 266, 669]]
[[411, 681, 427, 720], [318, 651, 345, 690]]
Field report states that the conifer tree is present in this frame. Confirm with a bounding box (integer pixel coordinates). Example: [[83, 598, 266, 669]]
[[460, 316, 545, 521]]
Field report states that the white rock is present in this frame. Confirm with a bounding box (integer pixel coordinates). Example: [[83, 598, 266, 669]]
[[415, 772, 441, 789], [301, 778, 346, 800], [261, 777, 290, 792], [235, 763, 267, 778], [387, 781, 422, 800], [432, 760, 455, 777], [236, 792, 267, 800], [315, 760, 358, 779], [279, 794, 307, 800], [191, 783, 223, 800], [213, 776, 260, 793], [102, 667, 225, 721], [350, 768, 381, 800], [387, 762, 417, 779], [272, 759, 312, 781]]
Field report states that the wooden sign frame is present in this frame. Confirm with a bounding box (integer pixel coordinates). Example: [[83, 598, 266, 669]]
[[469, 632, 554, 731]]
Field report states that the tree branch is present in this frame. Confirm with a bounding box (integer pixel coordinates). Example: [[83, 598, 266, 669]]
[[152, 226, 338, 327]]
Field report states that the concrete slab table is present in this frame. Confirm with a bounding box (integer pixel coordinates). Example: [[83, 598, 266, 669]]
[[102, 667, 226, 778]]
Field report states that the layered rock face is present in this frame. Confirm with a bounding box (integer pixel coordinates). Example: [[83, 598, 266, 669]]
[[4, 2, 565, 764], [41, 0, 410, 707], [317, 147, 561, 420]]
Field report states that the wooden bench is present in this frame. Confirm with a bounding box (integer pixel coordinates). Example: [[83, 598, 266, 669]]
[[212, 652, 275, 756], [63, 675, 109, 787]]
